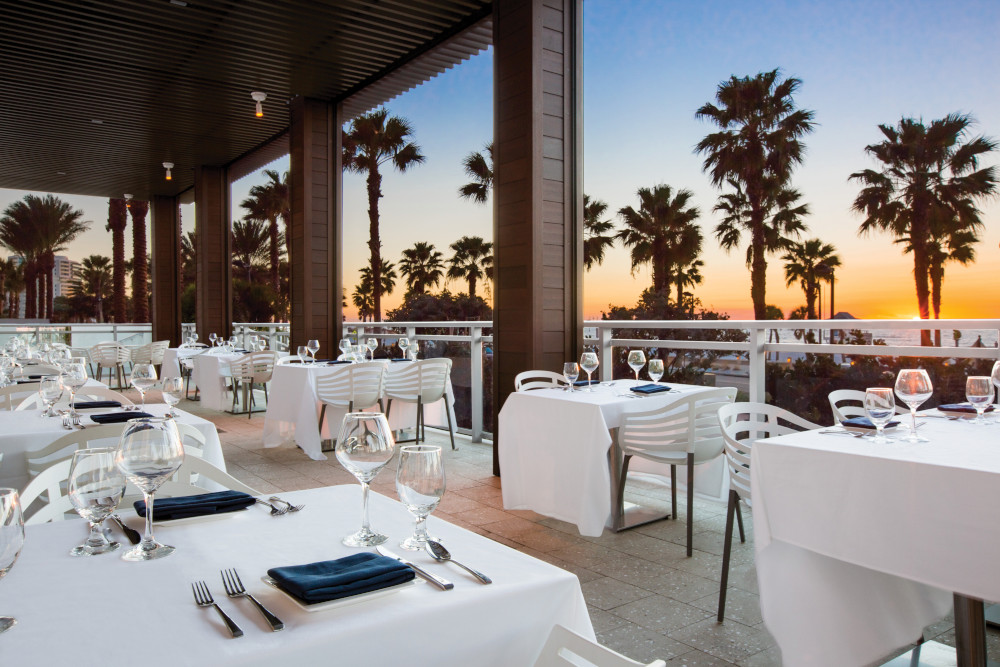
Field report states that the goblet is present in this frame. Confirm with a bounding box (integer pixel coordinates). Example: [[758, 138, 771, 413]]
[[297, 345, 309, 364], [398, 337, 410, 359], [335, 413, 395, 547], [579, 352, 599, 391], [648, 358, 664, 384], [562, 362, 579, 391], [396, 445, 445, 550], [339, 338, 353, 358], [209, 333, 218, 347], [366, 337, 378, 361], [68, 448, 126, 556], [0, 488, 24, 634], [864, 388, 896, 443], [38, 375, 63, 417], [894, 369, 932, 443], [131, 363, 157, 409], [627, 350, 646, 381], [161, 376, 183, 417], [307, 339, 320, 364], [60, 362, 88, 416], [966, 376, 993, 425]]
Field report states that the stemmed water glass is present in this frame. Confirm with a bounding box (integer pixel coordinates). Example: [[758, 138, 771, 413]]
[[562, 362, 579, 391], [297, 345, 309, 364], [627, 350, 646, 382], [161, 377, 183, 417], [991, 361, 1000, 422], [209, 333, 218, 347], [396, 445, 445, 550], [894, 369, 933, 443], [60, 362, 88, 416], [579, 352, 599, 391], [115, 417, 185, 561], [307, 339, 320, 364], [0, 488, 24, 634], [864, 388, 896, 443], [68, 448, 126, 556], [366, 337, 378, 361], [38, 375, 62, 417], [966, 376, 993, 425], [131, 363, 157, 409], [398, 337, 410, 360], [648, 358, 664, 384], [339, 338, 352, 359], [336, 413, 396, 547]]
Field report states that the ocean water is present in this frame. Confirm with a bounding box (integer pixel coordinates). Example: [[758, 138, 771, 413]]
[[867, 328, 998, 349]]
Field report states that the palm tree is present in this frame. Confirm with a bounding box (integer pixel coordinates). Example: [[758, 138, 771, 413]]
[[343, 108, 425, 321], [583, 195, 615, 271], [782, 239, 841, 319], [447, 236, 493, 300], [850, 114, 996, 343], [352, 282, 373, 322], [241, 169, 290, 294], [180, 230, 197, 288], [399, 242, 444, 298], [0, 203, 39, 318], [352, 261, 396, 322], [106, 198, 129, 322], [128, 200, 150, 322], [231, 218, 276, 283], [358, 260, 397, 300], [70, 255, 112, 322], [696, 69, 816, 319], [458, 141, 493, 204], [3, 259, 24, 318]]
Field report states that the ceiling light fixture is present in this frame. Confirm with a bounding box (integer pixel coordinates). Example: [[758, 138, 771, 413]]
[[251, 91, 267, 118], [124, 193, 133, 209], [163, 162, 174, 180]]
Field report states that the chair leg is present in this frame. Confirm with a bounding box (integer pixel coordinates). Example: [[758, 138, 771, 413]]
[[735, 499, 746, 543], [670, 464, 677, 520], [687, 452, 695, 557], [445, 399, 456, 450], [385, 399, 392, 420], [417, 397, 423, 442], [717, 489, 738, 623], [616, 455, 632, 530], [377, 398, 385, 412], [318, 404, 327, 439]]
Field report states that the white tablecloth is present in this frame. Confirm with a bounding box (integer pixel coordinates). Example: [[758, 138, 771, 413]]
[[498, 381, 721, 536], [2, 485, 592, 666], [191, 351, 244, 411], [161, 347, 209, 380], [263, 361, 457, 461], [750, 414, 1000, 666], [0, 403, 226, 491]]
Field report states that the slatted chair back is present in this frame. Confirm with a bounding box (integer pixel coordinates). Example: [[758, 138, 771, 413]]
[[385, 358, 452, 405], [515, 370, 569, 392], [25, 423, 130, 479], [150, 340, 170, 365], [231, 351, 277, 384], [828, 388, 906, 424], [0, 382, 41, 411], [315, 361, 387, 411], [618, 387, 737, 463], [533, 624, 666, 667], [20, 459, 75, 525], [130, 343, 152, 365]]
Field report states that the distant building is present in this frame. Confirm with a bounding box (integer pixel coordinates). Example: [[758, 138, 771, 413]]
[[6, 254, 78, 317]]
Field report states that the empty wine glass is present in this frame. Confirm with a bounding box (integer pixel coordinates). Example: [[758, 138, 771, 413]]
[[579, 352, 599, 391], [161, 377, 183, 417], [365, 337, 377, 361], [398, 337, 410, 359], [336, 413, 396, 547], [894, 369, 932, 443], [307, 339, 320, 364], [966, 376, 993, 425], [68, 448, 126, 556], [864, 388, 896, 443], [396, 445, 445, 551], [562, 362, 579, 391], [38, 375, 62, 417], [229, 335, 238, 350], [339, 338, 352, 358], [0, 488, 24, 634], [297, 345, 309, 364], [991, 361, 1000, 421], [627, 350, 646, 381], [131, 363, 157, 409], [60, 362, 88, 416], [648, 358, 664, 384], [209, 333, 218, 347], [115, 417, 184, 561]]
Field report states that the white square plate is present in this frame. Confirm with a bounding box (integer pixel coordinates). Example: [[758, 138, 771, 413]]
[[260, 576, 418, 612]]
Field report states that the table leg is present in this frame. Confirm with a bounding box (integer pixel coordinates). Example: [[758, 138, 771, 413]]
[[954, 594, 988, 667], [608, 432, 669, 532]]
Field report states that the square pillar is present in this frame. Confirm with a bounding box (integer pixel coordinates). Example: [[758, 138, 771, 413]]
[[150, 195, 182, 345], [493, 0, 584, 473], [289, 96, 343, 355], [194, 165, 233, 340]]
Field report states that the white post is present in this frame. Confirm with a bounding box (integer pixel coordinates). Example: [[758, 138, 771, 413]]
[[599, 325, 613, 381], [748, 323, 767, 404], [470, 325, 483, 442]]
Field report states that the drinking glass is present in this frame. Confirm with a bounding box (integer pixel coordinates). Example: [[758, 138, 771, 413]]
[[398, 337, 410, 359], [894, 369, 933, 443], [209, 333, 218, 347], [365, 337, 377, 361], [249, 335, 260, 352], [229, 335, 238, 349], [991, 361, 1000, 420], [115, 417, 184, 561], [307, 339, 320, 364], [60, 362, 88, 416], [0, 489, 24, 634], [131, 363, 157, 409], [38, 375, 63, 417], [864, 388, 896, 443], [562, 362, 579, 391], [648, 358, 664, 384], [335, 413, 396, 547], [580, 352, 599, 391], [161, 377, 183, 417], [339, 338, 352, 358], [966, 376, 993, 425], [396, 445, 445, 550], [297, 345, 309, 364], [68, 448, 126, 556], [627, 350, 646, 381]]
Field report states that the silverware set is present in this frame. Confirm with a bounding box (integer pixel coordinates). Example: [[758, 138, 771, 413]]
[[191, 569, 284, 638], [255, 495, 305, 516], [376, 543, 492, 588]]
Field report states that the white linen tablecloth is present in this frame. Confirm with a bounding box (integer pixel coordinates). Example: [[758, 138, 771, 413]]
[[263, 361, 457, 461], [2, 485, 593, 666], [191, 351, 243, 411], [161, 346, 209, 380], [498, 381, 721, 536], [750, 415, 1000, 666]]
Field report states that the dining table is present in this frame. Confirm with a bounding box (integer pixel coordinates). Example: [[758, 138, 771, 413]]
[[498, 379, 720, 536], [1, 485, 593, 666], [751, 410, 1000, 666]]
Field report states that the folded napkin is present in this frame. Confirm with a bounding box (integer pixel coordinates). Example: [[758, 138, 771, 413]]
[[14, 379, 39, 385], [25, 374, 45, 380], [267, 553, 415, 603], [937, 403, 995, 414], [73, 400, 122, 410], [327, 360, 351, 365], [89, 411, 154, 424], [311, 358, 335, 363], [573, 379, 599, 386], [391, 358, 411, 362], [134, 490, 256, 521], [841, 417, 901, 430], [630, 383, 671, 394]]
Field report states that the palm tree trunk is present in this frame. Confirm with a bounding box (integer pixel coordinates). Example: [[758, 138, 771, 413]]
[[912, 245, 932, 346], [109, 198, 128, 323], [268, 216, 280, 300], [469, 274, 477, 301], [130, 201, 150, 322], [805, 282, 816, 320], [45, 252, 55, 320], [750, 220, 768, 320], [930, 261, 943, 346], [366, 168, 383, 322]]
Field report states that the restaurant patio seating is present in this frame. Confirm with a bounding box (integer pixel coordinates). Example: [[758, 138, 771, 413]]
[[0, 383, 42, 410], [533, 624, 666, 667], [828, 388, 907, 424], [15, 384, 133, 411], [130, 340, 170, 373], [25, 423, 130, 479], [315, 361, 387, 450], [228, 351, 278, 418], [515, 370, 570, 391], [156, 455, 261, 498], [90, 342, 131, 388], [385, 358, 456, 449], [20, 458, 74, 525]]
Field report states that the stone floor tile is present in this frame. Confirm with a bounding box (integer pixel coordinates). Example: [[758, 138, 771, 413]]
[[668, 649, 742, 666], [646, 571, 720, 604], [692, 588, 761, 627], [581, 577, 656, 610], [669, 618, 775, 664], [611, 594, 714, 634], [598, 621, 691, 663], [587, 604, 631, 634]]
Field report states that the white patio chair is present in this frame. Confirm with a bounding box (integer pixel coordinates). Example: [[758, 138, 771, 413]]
[[156, 456, 261, 498], [150, 340, 170, 368], [715, 402, 820, 622], [533, 624, 665, 667], [130, 343, 152, 367], [16, 385, 134, 411], [828, 389, 907, 425], [20, 459, 75, 525], [25, 423, 130, 479], [385, 358, 456, 450], [229, 351, 277, 418], [0, 382, 41, 411], [315, 362, 387, 450], [276, 355, 303, 365], [91, 342, 130, 388], [615, 387, 737, 557], [515, 370, 569, 392]]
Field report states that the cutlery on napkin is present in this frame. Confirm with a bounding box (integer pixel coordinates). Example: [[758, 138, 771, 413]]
[[135, 490, 256, 521]]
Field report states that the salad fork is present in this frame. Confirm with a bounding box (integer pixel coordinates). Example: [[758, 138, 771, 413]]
[[221, 568, 283, 631], [269, 495, 304, 512], [191, 581, 243, 638]]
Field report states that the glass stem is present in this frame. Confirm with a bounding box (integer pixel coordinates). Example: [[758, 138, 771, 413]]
[[910, 407, 918, 433], [142, 491, 156, 549], [414, 514, 428, 541], [360, 482, 371, 532], [86, 521, 108, 548]]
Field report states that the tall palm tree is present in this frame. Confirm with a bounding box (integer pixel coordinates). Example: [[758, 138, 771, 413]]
[[399, 241, 444, 298], [106, 198, 129, 322], [782, 239, 841, 319], [180, 230, 197, 288], [696, 69, 816, 319], [343, 108, 425, 321], [241, 169, 289, 294], [353, 260, 396, 322], [231, 218, 275, 283], [70, 255, 112, 322], [0, 202, 40, 318], [447, 236, 493, 300], [584, 195, 615, 271], [850, 113, 996, 343], [358, 260, 397, 300], [128, 200, 150, 322], [458, 141, 493, 204], [4, 259, 24, 318]]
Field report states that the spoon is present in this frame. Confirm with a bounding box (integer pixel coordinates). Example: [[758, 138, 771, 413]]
[[424, 541, 492, 584]]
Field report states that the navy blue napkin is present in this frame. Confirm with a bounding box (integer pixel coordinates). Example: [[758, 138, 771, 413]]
[[327, 360, 351, 365], [841, 417, 901, 429], [390, 358, 411, 362], [73, 400, 122, 410], [573, 379, 599, 386], [89, 411, 154, 424], [15, 379, 39, 384], [938, 403, 995, 414], [630, 383, 671, 394], [134, 490, 256, 521], [267, 553, 416, 603]]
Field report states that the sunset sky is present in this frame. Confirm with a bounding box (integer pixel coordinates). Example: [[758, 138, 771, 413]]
[[2, 0, 998, 322]]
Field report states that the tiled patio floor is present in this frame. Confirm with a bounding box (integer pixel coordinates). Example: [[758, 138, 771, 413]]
[[169, 393, 993, 666]]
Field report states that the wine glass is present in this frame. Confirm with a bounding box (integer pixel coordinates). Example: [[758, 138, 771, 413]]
[[864, 388, 896, 443], [38, 375, 63, 417], [307, 339, 320, 364], [339, 338, 352, 358], [398, 337, 410, 360], [335, 412, 396, 547], [396, 445, 445, 550], [0, 488, 24, 634], [131, 363, 157, 409], [648, 358, 664, 384], [579, 352, 599, 391], [627, 350, 646, 382], [60, 362, 88, 416], [297, 345, 309, 364], [966, 376, 993, 425], [115, 417, 185, 561], [228, 335, 238, 350], [208, 333, 218, 347], [161, 377, 183, 417], [991, 361, 1000, 421], [562, 362, 579, 391], [68, 448, 126, 556], [894, 369, 933, 443], [365, 337, 377, 361]]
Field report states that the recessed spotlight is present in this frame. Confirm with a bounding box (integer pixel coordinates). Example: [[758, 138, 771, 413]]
[[169, 0, 188, 5], [56, 171, 66, 176]]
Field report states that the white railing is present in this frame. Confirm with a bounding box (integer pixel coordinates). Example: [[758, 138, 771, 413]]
[[0, 322, 152, 350]]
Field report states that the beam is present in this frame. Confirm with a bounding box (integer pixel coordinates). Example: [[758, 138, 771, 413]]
[[194, 166, 232, 341], [150, 195, 182, 345]]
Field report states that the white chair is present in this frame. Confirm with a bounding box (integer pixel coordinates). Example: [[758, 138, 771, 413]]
[[315, 362, 387, 450], [91, 342, 131, 388], [19, 364, 63, 376], [25, 424, 130, 479], [20, 459, 75, 525], [715, 402, 820, 622], [828, 389, 907, 424], [533, 624, 665, 667], [385, 358, 456, 450], [615, 387, 737, 556], [16, 385, 134, 411], [229, 351, 277, 418], [0, 382, 41, 410], [150, 340, 170, 368], [515, 370, 570, 392], [157, 456, 261, 498], [276, 355, 303, 365]]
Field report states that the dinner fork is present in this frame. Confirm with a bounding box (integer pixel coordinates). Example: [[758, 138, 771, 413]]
[[221, 568, 284, 631], [269, 495, 304, 512], [191, 581, 244, 638], [255, 499, 287, 516]]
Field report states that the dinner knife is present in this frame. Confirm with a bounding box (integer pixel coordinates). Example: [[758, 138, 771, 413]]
[[109, 514, 142, 544], [376, 546, 454, 590]]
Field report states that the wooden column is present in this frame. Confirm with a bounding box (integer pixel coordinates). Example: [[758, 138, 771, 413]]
[[150, 195, 182, 345], [289, 96, 343, 355], [194, 165, 232, 340], [493, 0, 584, 473]]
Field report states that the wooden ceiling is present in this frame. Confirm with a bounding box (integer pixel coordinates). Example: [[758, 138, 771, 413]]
[[0, 0, 492, 201]]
